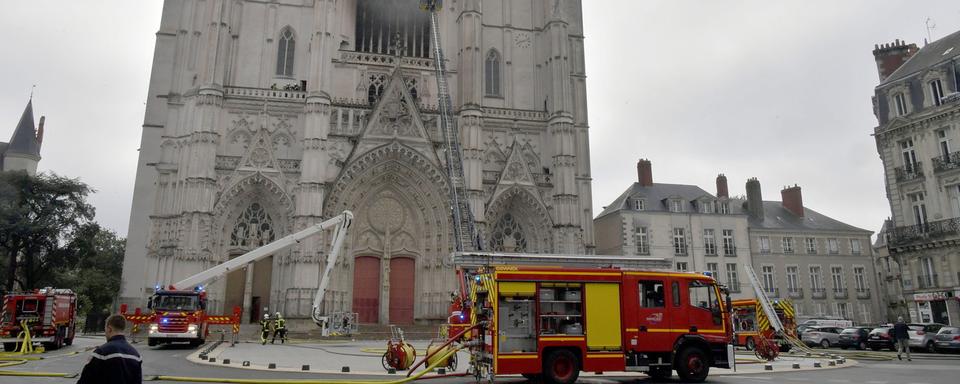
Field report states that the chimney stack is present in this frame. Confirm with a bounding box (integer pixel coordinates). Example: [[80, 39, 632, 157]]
[[716, 174, 729, 198], [637, 159, 653, 187], [781, 185, 804, 217], [746, 178, 764, 220], [36, 116, 45, 149], [872, 39, 919, 81]]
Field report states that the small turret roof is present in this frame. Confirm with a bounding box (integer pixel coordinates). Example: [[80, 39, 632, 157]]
[[6, 100, 41, 157]]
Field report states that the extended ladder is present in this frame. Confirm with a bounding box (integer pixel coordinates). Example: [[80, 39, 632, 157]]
[[422, 0, 480, 251], [744, 265, 785, 333]]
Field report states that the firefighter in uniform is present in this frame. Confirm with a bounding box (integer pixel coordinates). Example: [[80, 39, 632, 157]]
[[271, 312, 287, 344], [259, 313, 272, 345]]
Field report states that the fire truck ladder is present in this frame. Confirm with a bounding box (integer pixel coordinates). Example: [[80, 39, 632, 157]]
[[422, 0, 480, 252], [744, 265, 785, 333]]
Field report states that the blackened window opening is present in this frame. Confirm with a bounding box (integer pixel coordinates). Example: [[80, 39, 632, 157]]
[[355, 0, 431, 59]]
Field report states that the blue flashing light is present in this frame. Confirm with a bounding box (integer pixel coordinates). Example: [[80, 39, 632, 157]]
[[161, 318, 169, 324], [702, 271, 713, 278], [459, 314, 465, 320], [195, 285, 204, 292], [474, 275, 481, 282]]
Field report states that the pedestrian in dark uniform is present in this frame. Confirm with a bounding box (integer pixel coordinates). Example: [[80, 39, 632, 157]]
[[271, 312, 287, 344], [892, 316, 911, 361], [78, 314, 142, 384]]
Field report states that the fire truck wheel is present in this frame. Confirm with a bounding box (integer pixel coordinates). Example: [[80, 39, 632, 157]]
[[647, 366, 672, 380], [675, 347, 710, 383], [3, 342, 17, 352], [148, 338, 158, 347], [64, 337, 73, 346], [745, 337, 755, 350], [543, 349, 579, 384]]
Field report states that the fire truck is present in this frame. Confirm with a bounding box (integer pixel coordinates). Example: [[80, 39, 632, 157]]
[[123, 211, 353, 346], [458, 262, 734, 384], [732, 298, 797, 352], [0, 288, 77, 351], [120, 287, 241, 347]]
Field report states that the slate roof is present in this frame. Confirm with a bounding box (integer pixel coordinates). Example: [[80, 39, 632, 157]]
[[596, 182, 732, 218], [735, 199, 871, 234], [6, 100, 40, 157], [879, 29, 960, 87]]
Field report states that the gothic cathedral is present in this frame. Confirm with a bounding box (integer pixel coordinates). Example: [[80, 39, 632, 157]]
[[121, 0, 594, 325]]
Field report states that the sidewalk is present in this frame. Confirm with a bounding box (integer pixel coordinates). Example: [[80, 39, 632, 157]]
[[189, 339, 856, 377]]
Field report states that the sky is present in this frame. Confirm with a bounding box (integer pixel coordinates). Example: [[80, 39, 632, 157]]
[[0, 1, 959, 239]]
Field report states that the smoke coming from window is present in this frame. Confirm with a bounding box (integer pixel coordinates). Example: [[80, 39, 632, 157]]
[[355, 0, 431, 58]]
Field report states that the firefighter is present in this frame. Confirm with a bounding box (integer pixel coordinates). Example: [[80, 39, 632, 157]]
[[271, 312, 287, 344], [259, 313, 272, 345]]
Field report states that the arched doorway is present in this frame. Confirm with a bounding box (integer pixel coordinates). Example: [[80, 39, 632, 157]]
[[223, 202, 278, 323], [352, 256, 381, 323], [389, 257, 415, 324]]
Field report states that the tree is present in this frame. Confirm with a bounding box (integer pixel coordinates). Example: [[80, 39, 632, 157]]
[[55, 223, 125, 316], [0, 171, 94, 293]]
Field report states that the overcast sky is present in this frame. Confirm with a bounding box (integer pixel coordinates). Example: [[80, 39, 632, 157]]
[[1, 1, 959, 239]]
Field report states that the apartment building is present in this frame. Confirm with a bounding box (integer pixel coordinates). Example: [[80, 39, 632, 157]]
[[594, 160, 753, 299], [738, 179, 882, 323], [872, 32, 960, 325]]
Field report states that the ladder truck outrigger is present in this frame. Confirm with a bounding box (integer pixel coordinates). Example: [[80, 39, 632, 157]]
[[122, 211, 353, 347]]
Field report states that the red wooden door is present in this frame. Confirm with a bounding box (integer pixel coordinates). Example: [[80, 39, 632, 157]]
[[352, 256, 381, 323], [389, 257, 415, 325]]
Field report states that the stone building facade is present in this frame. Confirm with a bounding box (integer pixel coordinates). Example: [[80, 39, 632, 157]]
[[872, 32, 960, 325], [120, 0, 595, 325], [738, 179, 882, 323], [594, 160, 754, 300]]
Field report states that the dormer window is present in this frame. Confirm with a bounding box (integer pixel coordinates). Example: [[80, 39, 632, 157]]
[[670, 200, 683, 213], [633, 199, 645, 211], [894, 92, 907, 116], [930, 79, 945, 106], [719, 202, 730, 214], [700, 201, 714, 214]]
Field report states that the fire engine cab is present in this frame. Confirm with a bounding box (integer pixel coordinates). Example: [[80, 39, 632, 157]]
[[0, 288, 77, 351], [464, 265, 734, 383], [143, 287, 210, 347]]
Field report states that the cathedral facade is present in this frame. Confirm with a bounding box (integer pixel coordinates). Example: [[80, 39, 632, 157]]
[[121, 0, 594, 325]]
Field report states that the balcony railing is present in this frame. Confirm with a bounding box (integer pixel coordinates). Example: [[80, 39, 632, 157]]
[[833, 288, 849, 299], [763, 287, 780, 298], [788, 288, 803, 299], [917, 274, 940, 289], [811, 288, 827, 299], [856, 288, 871, 299], [894, 161, 924, 182], [888, 218, 960, 247], [933, 152, 960, 173]]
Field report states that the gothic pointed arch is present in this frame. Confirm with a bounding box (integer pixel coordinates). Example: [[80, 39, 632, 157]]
[[485, 186, 553, 254], [485, 49, 502, 97], [276, 26, 296, 77], [214, 172, 294, 257]]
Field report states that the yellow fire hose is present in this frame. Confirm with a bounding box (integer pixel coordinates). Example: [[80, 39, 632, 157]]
[[149, 345, 466, 383]]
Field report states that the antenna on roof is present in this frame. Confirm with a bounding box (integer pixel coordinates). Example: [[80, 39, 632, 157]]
[[926, 17, 936, 44], [29, 84, 35, 100]]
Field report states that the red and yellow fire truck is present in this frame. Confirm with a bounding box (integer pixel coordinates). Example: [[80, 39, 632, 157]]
[[0, 288, 77, 351], [121, 287, 240, 347], [461, 265, 734, 384], [732, 298, 796, 353]]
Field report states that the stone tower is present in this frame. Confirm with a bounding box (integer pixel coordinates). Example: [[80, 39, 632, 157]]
[[120, 0, 595, 325]]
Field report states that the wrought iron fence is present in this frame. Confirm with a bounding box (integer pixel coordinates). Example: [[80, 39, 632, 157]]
[[788, 288, 803, 299], [811, 288, 826, 299], [889, 218, 960, 246], [894, 161, 923, 182], [933, 152, 960, 173]]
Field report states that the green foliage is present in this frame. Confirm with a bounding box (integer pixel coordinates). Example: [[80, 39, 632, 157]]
[[0, 170, 123, 316]]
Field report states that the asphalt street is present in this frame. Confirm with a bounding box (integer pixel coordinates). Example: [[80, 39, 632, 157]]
[[3, 336, 960, 384]]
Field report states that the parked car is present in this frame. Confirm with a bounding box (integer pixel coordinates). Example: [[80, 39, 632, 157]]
[[799, 318, 854, 328], [837, 327, 872, 350], [866, 326, 897, 351], [802, 326, 843, 348], [934, 326, 960, 353], [909, 323, 945, 353]]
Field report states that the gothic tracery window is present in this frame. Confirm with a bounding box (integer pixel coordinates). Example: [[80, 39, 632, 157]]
[[490, 213, 527, 252], [276, 28, 295, 77], [230, 203, 276, 248], [485, 50, 501, 97]]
